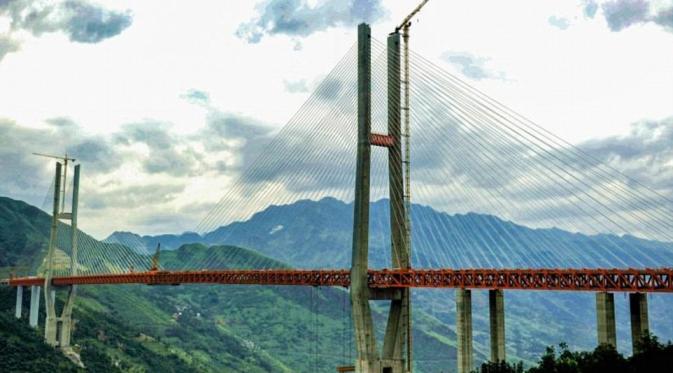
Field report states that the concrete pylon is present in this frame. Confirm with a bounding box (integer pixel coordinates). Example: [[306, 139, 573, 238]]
[[44, 163, 80, 348], [456, 289, 473, 373], [489, 289, 505, 362], [15, 285, 23, 319], [629, 292, 649, 354], [596, 292, 616, 348], [350, 24, 411, 373], [351, 22, 378, 373], [381, 31, 411, 373], [44, 162, 61, 346], [29, 285, 40, 328], [59, 164, 80, 348]]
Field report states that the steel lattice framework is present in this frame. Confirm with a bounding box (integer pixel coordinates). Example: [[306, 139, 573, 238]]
[[6, 268, 673, 292]]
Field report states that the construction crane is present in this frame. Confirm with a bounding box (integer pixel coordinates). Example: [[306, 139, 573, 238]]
[[32, 152, 76, 213], [394, 1, 431, 371], [150, 243, 161, 272]]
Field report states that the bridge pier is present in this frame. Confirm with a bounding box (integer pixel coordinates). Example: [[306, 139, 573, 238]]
[[29, 285, 40, 327], [350, 23, 411, 373], [629, 292, 649, 354], [456, 289, 473, 373], [489, 289, 505, 362], [596, 292, 616, 348], [15, 285, 23, 319], [43, 163, 80, 348]]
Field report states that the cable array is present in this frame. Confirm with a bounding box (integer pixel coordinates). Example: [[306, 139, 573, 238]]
[[41, 36, 673, 277]]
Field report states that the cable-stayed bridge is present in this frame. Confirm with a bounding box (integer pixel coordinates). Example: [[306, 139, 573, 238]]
[[4, 23, 673, 373]]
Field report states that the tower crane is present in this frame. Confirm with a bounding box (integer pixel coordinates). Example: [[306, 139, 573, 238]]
[[394, 1, 431, 371]]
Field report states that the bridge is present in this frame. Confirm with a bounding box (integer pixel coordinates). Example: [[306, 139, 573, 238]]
[[4, 22, 673, 373]]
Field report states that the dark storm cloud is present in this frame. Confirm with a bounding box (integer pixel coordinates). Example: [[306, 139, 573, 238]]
[[440, 51, 505, 81], [599, 0, 673, 32], [236, 0, 386, 43], [0, 0, 132, 60]]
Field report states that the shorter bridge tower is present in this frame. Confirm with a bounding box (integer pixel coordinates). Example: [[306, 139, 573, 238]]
[[44, 161, 81, 348]]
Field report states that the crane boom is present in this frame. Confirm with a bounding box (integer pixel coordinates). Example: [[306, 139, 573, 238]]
[[396, 0, 430, 31], [32, 152, 76, 213], [32, 152, 76, 162]]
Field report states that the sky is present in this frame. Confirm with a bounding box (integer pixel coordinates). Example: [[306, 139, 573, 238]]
[[0, 0, 672, 238]]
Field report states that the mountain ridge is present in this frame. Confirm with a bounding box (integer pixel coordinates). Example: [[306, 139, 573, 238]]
[[105, 197, 673, 270]]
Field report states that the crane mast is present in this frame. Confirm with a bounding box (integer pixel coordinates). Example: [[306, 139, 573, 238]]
[[395, 1, 430, 371]]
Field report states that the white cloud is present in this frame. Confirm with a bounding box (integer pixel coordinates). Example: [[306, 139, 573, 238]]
[[0, 0, 672, 239]]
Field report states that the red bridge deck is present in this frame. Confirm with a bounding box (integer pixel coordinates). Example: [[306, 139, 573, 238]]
[[6, 268, 673, 292]]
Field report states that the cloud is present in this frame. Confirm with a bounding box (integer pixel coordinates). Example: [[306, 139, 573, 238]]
[[584, 0, 599, 18], [601, 0, 650, 31], [114, 121, 203, 177], [548, 15, 570, 30], [0, 118, 124, 209], [283, 79, 309, 93], [0, 34, 19, 62], [578, 117, 673, 190], [60, 0, 133, 43], [182, 89, 210, 104], [236, 0, 386, 43], [0, 0, 132, 60], [84, 183, 185, 210], [67, 138, 118, 173], [440, 51, 506, 81], [598, 0, 673, 32], [0, 108, 280, 236]]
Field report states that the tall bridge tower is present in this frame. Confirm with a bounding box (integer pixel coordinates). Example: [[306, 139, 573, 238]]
[[351, 23, 411, 373], [43, 161, 81, 348]]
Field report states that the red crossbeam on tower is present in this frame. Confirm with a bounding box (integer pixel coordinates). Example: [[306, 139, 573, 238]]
[[370, 133, 395, 147], [6, 268, 673, 292]]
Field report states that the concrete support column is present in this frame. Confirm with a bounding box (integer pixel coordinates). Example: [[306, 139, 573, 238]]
[[59, 286, 76, 347], [629, 292, 649, 354], [596, 292, 616, 348], [489, 289, 505, 362], [351, 22, 378, 373], [456, 289, 473, 373], [44, 288, 58, 346], [29, 285, 40, 327], [15, 286, 23, 319], [44, 162, 61, 346]]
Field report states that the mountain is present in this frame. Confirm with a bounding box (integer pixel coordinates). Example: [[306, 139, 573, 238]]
[[0, 196, 464, 372], [108, 197, 673, 269], [107, 197, 673, 359]]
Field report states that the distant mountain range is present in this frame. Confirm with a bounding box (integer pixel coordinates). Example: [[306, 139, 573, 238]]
[[102, 197, 673, 361], [106, 197, 673, 270], [4, 195, 673, 371]]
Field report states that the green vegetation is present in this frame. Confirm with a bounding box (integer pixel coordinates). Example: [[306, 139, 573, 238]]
[[3, 195, 673, 372], [476, 336, 673, 373], [0, 198, 461, 372]]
